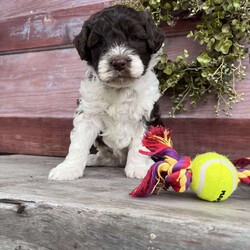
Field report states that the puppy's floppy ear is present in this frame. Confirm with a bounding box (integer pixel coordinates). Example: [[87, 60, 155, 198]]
[[73, 24, 90, 60], [141, 11, 165, 53]]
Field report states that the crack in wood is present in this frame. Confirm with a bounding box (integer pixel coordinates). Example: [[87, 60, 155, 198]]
[[0, 198, 36, 205], [0, 198, 37, 214]]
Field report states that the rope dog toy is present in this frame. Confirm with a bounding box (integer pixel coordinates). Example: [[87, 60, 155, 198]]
[[130, 126, 250, 202]]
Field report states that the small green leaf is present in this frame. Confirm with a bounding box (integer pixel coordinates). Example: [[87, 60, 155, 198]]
[[232, 19, 238, 26], [214, 0, 223, 4], [187, 31, 193, 38], [183, 49, 189, 58], [163, 2, 172, 10], [201, 71, 208, 77], [222, 24, 230, 33], [163, 67, 173, 75], [221, 40, 233, 54], [197, 52, 211, 66], [233, 0, 240, 9]]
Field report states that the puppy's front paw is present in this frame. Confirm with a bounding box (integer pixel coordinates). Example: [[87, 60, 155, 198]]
[[125, 158, 154, 179], [48, 161, 84, 181]]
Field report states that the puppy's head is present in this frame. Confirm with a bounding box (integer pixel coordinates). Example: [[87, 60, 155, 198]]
[[73, 5, 165, 87]]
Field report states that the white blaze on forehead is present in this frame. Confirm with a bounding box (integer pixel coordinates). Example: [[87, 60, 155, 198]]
[[97, 44, 144, 83], [108, 45, 129, 57]]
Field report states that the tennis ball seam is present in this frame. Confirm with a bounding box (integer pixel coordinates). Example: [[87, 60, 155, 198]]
[[195, 158, 238, 196]]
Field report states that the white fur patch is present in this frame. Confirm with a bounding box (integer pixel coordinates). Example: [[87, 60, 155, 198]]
[[129, 54, 145, 77]]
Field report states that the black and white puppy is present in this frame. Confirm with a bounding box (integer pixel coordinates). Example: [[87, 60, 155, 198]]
[[49, 5, 165, 180]]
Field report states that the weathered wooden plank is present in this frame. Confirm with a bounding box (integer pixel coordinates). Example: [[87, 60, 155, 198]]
[[165, 34, 204, 61], [0, 0, 199, 53], [0, 116, 249, 158], [0, 236, 48, 250], [0, 1, 113, 53], [0, 46, 249, 157], [0, 49, 82, 118], [161, 18, 199, 37], [1, 43, 249, 119], [164, 118, 250, 159], [0, 117, 72, 156], [0, 0, 112, 20], [0, 155, 249, 250]]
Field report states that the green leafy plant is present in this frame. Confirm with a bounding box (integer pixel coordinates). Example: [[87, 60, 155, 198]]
[[122, 0, 250, 116]]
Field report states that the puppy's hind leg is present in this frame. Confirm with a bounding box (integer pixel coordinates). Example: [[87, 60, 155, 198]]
[[87, 137, 124, 167], [87, 152, 119, 167]]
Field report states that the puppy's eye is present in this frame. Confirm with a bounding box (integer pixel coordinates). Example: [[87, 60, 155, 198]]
[[130, 35, 137, 40], [129, 32, 147, 42], [130, 34, 143, 41]]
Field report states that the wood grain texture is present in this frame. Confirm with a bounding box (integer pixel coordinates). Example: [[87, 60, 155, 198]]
[[0, 0, 113, 20], [1, 43, 249, 119], [0, 155, 249, 250], [163, 118, 250, 159], [0, 48, 82, 118], [0, 0, 197, 54], [0, 117, 72, 156], [161, 18, 200, 37], [164, 34, 204, 61], [0, 1, 113, 53], [0, 116, 249, 158]]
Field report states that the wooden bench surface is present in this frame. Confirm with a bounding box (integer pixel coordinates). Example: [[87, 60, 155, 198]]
[[0, 155, 249, 250]]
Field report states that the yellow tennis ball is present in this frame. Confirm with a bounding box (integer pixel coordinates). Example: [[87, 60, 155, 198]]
[[190, 152, 238, 202]]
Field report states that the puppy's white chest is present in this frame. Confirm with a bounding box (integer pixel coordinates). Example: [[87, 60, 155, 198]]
[[79, 70, 160, 149], [100, 90, 144, 149], [104, 89, 140, 119]]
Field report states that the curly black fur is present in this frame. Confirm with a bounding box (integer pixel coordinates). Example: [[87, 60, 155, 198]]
[[73, 5, 165, 73]]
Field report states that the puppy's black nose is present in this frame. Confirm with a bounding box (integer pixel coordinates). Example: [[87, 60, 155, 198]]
[[112, 58, 127, 71]]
